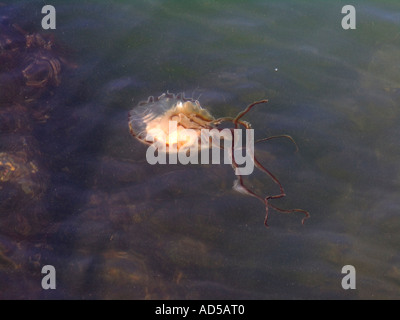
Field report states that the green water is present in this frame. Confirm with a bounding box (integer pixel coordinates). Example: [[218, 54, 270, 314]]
[[1, 0, 400, 299]]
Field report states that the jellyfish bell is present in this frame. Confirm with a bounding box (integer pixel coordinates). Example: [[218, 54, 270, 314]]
[[128, 92, 215, 153]]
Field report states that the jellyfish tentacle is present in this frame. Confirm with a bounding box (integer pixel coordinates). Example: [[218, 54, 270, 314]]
[[230, 106, 308, 226], [211, 117, 252, 131], [229, 127, 280, 227], [256, 135, 299, 152], [263, 201, 270, 227], [253, 157, 285, 195], [233, 175, 265, 203], [233, 99, 268, 127], [267, 202, 310, 225], [216, 100, 308, 227], [226, 113, 289, 226], [256, 156, 310, 226], [211, 117, 235, 127]]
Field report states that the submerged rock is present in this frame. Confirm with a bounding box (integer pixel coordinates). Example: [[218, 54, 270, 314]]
[[0, 6, 71, 282]]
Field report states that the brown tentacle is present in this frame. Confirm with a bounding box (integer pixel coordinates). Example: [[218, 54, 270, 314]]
[[211, 117, 251, 129], [228, 125, 283, 227], [233, 99, 268, 127], [256, 135, 299, 152], [267, 202, 310, 225], [223, 99, 308, 227]]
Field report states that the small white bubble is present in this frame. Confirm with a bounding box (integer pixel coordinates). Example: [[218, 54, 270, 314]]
[[274, 68, 278, 72]]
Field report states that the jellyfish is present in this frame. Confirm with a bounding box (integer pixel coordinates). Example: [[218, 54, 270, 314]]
[[129, 92, 309, 227]]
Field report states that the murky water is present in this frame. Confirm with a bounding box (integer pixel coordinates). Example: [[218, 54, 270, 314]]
[[1, 0, 400, 299]]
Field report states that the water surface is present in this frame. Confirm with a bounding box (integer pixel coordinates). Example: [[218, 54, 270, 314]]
[[1, 0, 400, 299]]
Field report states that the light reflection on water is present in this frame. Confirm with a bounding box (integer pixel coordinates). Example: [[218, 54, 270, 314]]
[[1, 0, 400, 299]]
